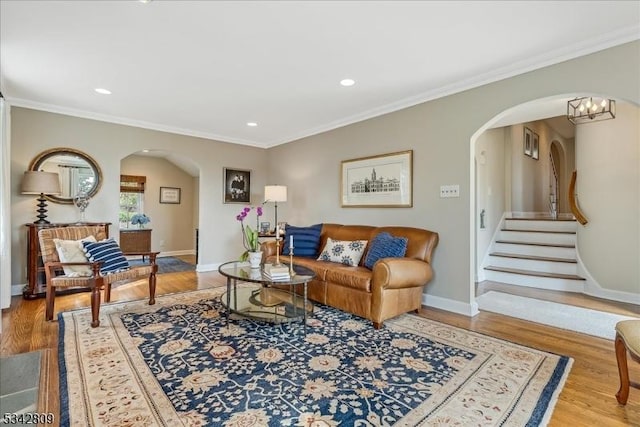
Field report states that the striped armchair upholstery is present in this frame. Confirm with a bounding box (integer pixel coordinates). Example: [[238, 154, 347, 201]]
[[38, 225, 158, 327]]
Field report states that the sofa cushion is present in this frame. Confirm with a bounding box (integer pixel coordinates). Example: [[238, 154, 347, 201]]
[[282, 224, 322, 257], [317, 237, 368, 266], [325, 265, 372, 292], [82, 238, 130, 274], [53, 235, 97, 277], [363, 232, 409, 269]]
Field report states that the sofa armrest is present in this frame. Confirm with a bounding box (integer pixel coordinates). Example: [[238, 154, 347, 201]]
[[371, 258, 433, 291]]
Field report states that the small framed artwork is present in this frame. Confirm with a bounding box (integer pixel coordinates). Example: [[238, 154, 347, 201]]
[[532, 132, 540, 160], [223, 168, 251, 204], [523, 127, 533, 157], [341, 150, 413, 207], [260, 222, 271, 234], [159, 187, 181, 204]]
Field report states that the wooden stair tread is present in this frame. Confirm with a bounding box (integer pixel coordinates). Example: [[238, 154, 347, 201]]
[[484, 265, 585, 280], [495, 240, 575, 248], [501, 228, 576, 235], [490, 252, 577, 263]]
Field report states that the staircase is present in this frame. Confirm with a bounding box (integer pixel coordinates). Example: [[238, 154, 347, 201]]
[[483, 216, 586, 292]]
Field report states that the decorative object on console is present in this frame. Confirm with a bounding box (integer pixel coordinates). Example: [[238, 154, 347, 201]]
[[341, 150, 412, 207], [73, 190, 90, 223], [159, 186, 181, 204], [224, 168, 251, 204], [363, 232, 408, 270], [264, 185, 287, 232], [317, 237, 368, 266], [21, 171, 62, 224], [130, 213, 151, 228], [282, 224, 322, 257], [567, 96, 616, 124], [236, 205, 263, 263]]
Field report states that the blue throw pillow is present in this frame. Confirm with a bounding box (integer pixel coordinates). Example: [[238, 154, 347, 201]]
[[82, 238, 130, 274], [282, 224, 322, 257], [363, 232, 408, 270]]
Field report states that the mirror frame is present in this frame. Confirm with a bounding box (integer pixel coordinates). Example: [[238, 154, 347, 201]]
[[28, 147, 103, 205]]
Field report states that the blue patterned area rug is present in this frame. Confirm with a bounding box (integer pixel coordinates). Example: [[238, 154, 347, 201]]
[[58, 286, 572, 426], [129, 256, 195, 274]]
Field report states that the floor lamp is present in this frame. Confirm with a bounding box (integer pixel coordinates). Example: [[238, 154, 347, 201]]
[[21, 171, 61, 224], [264, 185, 287, 234]]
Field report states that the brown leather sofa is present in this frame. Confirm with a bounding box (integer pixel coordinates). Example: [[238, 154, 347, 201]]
[[261, 224, 438, 328]]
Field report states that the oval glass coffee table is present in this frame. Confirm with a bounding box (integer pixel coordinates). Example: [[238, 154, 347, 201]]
[[218, 261, 316, 333]]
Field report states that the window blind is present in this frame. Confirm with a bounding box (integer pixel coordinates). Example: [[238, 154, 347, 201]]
[[120, 175, 146, 193]]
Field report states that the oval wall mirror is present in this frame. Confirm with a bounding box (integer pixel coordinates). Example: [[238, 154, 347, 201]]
[[29, 147, 103, 204]]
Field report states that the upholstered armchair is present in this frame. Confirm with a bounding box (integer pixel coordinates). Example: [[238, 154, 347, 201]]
[[38, 225, 159, 327]]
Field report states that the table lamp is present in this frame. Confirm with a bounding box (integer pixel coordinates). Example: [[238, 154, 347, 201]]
[[264, 185, 287, 234], [21, 171, 61, 224]]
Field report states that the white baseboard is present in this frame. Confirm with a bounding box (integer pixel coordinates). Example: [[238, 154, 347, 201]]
[[575, 250, 640, 305], [422, 293, 479, 317], [158, 250, 196, 257], [196, 263, 220, 273]]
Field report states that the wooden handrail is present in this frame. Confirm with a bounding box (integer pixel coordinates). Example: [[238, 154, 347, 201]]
[[569, 170, 588, 225]]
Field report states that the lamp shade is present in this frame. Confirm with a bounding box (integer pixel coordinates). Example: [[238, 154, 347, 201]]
[[264, 185, 287, 202], [21, 171, 61, 195]]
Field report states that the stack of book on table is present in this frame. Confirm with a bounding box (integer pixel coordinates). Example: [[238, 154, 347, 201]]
[[264, 264, 291, 281]]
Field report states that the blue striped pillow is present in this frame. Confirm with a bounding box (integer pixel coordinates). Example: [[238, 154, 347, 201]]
[[82, 238, 130, 274], [363, 232, 408, 270], [282, 224, 323, 257]]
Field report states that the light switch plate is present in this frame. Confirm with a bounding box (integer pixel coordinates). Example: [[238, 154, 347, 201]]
[[440, 184, 460, 198]]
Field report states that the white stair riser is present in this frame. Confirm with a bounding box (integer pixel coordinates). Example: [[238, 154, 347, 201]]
[[487, 256, 578, 275], [493, 242, 576, 258], [484, 270, 585, 293], [499, 230, 575, 245], [504, 219, 577, 233]]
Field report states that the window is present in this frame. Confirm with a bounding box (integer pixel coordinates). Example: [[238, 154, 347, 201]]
[[120, 175, 146, 229]]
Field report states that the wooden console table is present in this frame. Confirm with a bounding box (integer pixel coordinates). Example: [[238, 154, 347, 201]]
[[24, 222, 111, 299]]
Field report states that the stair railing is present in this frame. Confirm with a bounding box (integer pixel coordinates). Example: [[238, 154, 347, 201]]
[[569, 170, 588, 225], [549, 153, 559, 218]]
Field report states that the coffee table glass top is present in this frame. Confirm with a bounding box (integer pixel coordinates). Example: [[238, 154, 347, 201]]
[[218, 261, 314, 284]]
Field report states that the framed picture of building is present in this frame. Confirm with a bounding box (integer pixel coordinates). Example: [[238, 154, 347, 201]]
[[341, 150, 413, 207], [223, 168, 251, 204]]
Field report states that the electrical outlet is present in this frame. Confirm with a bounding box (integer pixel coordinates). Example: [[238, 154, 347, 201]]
[[440, 184, 460, 198]]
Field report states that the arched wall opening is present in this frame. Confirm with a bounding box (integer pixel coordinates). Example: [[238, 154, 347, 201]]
[[470, 94, 640, 308]]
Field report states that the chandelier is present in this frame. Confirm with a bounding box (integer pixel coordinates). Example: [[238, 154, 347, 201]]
[[567, 97, 615, 125]]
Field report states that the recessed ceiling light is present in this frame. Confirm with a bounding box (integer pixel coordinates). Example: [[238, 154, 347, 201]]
[[247, 122, 258, 127], [340, 79, 355, 87], [142, 149, 149, 153], [94, 88, 111, 95], [139, 0, 153, 3]]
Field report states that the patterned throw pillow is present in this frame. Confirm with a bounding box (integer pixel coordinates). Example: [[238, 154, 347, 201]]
[[82, 238, 130, 274], [53, 235, 97, 277], [363, 232, 409, 270], [282, 224, 322, 257], [317, 237, 368, 266]]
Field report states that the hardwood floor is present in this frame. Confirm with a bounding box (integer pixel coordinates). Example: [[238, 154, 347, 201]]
[[1, 263, 638, 426]]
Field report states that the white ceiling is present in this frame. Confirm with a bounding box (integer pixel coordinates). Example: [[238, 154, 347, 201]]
[[1, 1, 638, 148]]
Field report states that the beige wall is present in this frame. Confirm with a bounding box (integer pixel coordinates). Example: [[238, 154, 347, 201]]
[[576, 101, 640, 294], [10, 108, 267, 286], [121, 155, 197, 253], [475, 127, 506, 277], [267, 41, 640, 309], [8, 41, 640, 311]]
